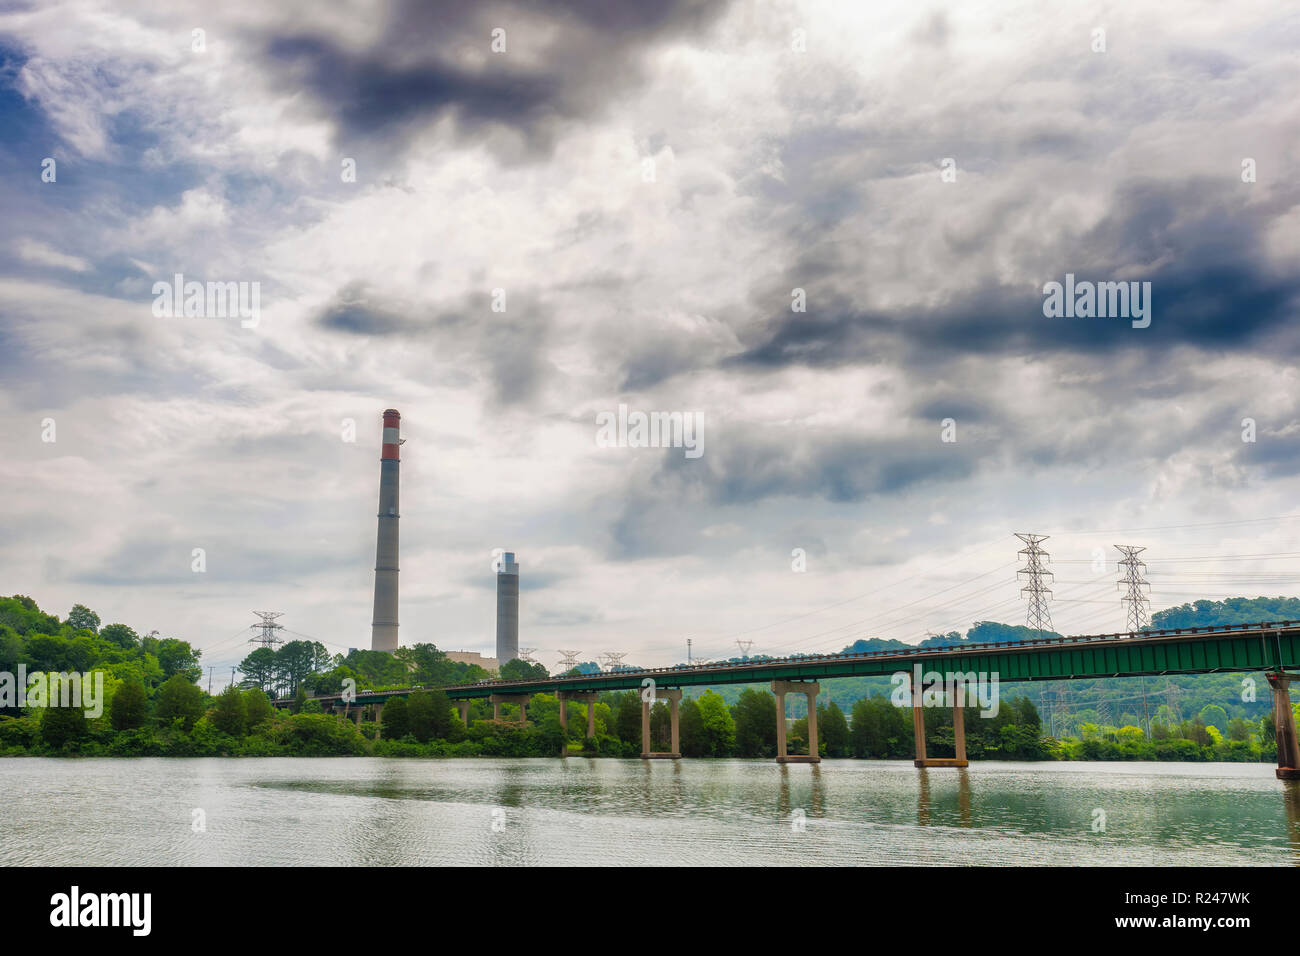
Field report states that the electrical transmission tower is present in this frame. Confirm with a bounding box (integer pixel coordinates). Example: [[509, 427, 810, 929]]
[[518, 647, 538, 664], [598, 652, 626, 672], [248, 611, 285, 649], [556, 649, 581, 671], [1165, 682, 1182, 723], [1096, 699, 1111, 726], [1114, 545, 1152, 631], [735, 639, 754, 659], [1015, 533, 1054, 633]]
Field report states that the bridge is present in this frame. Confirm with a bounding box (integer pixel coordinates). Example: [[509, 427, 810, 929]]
[[282, 619, 1300, 777]]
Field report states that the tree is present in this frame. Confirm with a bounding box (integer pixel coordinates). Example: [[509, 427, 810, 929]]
[[238, 647, 278, 695], [818, 700, 851, 757], [40, 703, 88, 747], [275, 640, 331, 696], [211, 684, 247, 736], [732, 689, 776, 757], [406, 690, 452, 742], [66, 604, 100, 633], [696, 690, 736, 756], [1198, 704, 1229, 733], [243, 689, 274, 729], [99, 623, 139, 649], [611, 691, 642, 748], [850, 696, 910, 758], [110, 679, 148, 730], [154, 638, 202, 683], [679, 698, 705, 756], [381, 697, 410, 740], [1226, 716, 1252, 742], [155, 674, 205, 731], [500, 658, 548, 681]]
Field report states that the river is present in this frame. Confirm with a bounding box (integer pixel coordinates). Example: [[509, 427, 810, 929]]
[[2, 758, 1297, 865]]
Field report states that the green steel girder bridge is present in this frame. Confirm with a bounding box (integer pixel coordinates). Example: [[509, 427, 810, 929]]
[[286, 620, 1300, 776]]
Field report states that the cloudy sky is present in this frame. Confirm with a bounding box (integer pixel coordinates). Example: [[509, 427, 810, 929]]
[[2, 0, 1299, 685]]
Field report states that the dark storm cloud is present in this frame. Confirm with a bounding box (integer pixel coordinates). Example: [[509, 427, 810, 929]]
[[730, 178, 1300, 371], [317, 283, 407, 335], [314, 284, 554, 407], [266, 0, 730, 156], [600, 425, 986, 558], [682, 430, 982, 506]]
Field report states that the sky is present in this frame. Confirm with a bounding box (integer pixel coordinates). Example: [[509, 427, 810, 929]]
[[1, 0, 1299, 688]]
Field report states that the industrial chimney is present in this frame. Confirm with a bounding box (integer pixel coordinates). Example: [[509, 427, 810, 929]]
[[495, 551, 519, 667], [370, 409, 401, 651]]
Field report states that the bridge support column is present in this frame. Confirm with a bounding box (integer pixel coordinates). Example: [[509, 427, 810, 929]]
[[1269, 673, 1300, 780], [771, 680, 821, 763], [372, 702, 383, 740], [457, 700, 471, 725], [489, 693, 530, 726], [913, 680, 969, 768], [640, 687, 681, 759]]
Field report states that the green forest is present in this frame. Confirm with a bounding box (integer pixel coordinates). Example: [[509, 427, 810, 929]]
[[0, 593, 1294, 761]]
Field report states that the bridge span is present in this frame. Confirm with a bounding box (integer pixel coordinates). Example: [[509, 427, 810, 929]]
[[283, 620, 1300, 778]]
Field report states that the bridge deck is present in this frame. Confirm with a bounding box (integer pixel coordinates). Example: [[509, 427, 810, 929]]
[[288, 620, 1300, 705]]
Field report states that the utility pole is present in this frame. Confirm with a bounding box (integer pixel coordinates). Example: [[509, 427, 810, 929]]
[[208, 666, 214, 695], [1115, 545, 1152, 631], [1014, 533, 1054, 633], [687, 638, 692, 663]]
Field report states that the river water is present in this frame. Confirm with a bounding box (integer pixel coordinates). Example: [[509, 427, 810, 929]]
[[2, 758, 1298, 866]]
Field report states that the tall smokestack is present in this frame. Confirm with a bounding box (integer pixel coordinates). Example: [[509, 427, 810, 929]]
[[371, 409, 401, 651], [496, 551, 519, 667]]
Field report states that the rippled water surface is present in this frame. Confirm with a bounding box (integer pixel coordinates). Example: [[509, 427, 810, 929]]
[[3, 758, 1298, 865]]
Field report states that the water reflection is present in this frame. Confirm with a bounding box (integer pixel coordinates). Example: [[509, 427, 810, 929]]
[[1, 758, 1296, 866], [1281, 780, 1300, 865]]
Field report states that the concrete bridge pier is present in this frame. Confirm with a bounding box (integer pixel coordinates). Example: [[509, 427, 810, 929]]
[[912, 682, 968, 769], [772, 680, 820, 763], [640, 687, 681, 759], [372, 702, 383, 739], [490, 693, 530, 726], [456, 700, 472, 725], [1269, 673, 1300, 780]]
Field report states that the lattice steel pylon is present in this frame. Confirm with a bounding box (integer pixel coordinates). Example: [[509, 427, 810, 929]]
[[1114, 545, 1152, 631], [1014, 533, 1054, 633], [598, 652, 626, 672], [735, 639, 754, 659], [248, 611, 285, 649], [556, 649, 581, 671], [518, 647, 538, 664]]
